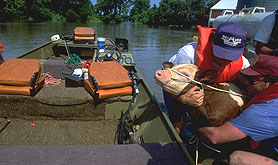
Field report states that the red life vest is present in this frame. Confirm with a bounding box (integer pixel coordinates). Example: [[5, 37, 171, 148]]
[[195, 25, 244, 83], [0, 42, 4, 50]]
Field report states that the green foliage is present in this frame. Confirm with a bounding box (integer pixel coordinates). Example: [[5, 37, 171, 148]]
[[0, 0, 95, 22], [129, 0, 150, 22], [128, 0, 216, 28], [145, 5, 160, 26], [189, 0, 210, 26], [95, 0, 131, 24], [0, 0, 26, 21], [30, 0, 53, 21], [0, 0, 219, 27]]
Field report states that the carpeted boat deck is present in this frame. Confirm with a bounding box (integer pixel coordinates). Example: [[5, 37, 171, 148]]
[[0, 118, 118, 145], [0, 143, 188, 165], [0, 80, 121, 145], [0, 80, 106, 120]]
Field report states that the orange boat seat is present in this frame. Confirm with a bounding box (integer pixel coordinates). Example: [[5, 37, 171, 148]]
[[85, 61, 133, 100], [0, 58, 44, 96], [74, 27, 95, 41]]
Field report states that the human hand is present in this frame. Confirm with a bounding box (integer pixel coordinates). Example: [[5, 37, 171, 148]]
[[171, 86, 204, 107]]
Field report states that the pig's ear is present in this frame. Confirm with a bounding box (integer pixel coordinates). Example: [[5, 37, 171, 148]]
[[162, 61, 174, 69], [199, 69, 219, 84]]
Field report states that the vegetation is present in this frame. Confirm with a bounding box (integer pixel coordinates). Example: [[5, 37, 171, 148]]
[[0, 0, 219, 27], [0, 0, 94, 22]]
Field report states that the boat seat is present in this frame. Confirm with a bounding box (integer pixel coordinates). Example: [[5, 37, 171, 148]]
[[85, 61, 133, 100], [74, 27, 95, 41], [0, 58, 44, 96]]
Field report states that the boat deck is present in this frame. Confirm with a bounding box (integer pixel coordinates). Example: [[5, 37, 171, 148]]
[[0, 118, 118, 145], [0, 143, 188, 164], [0, 80, 130, 145]]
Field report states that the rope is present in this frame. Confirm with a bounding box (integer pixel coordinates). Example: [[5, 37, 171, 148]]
[[65, 53, 81, 67], [41, 72, 61, 85], [188, 135, 221, 165], [62, 53, 82, 75], [167, 68, 249, 98], [62, 39, 82, 75]]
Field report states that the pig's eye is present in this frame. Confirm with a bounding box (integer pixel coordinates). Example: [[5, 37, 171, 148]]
[[184, 73, 189, 77]]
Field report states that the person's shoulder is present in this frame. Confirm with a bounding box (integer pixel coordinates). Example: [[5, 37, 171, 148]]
[[183, 42, 197, 47], [180, 42, 197, 51]]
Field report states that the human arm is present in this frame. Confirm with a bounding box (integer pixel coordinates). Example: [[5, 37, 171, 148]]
[[196, 122, 247, 144], [229, 150, 275, 165], [255, 41, 278, 56], [198, 99, 278, 144]]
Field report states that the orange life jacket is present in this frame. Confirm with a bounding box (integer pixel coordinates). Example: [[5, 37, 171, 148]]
[[0, 42, 4, 50], [195, 25, 243, 83]]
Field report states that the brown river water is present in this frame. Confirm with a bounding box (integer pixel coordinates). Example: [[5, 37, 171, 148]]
[[0, 22, 197, 102]]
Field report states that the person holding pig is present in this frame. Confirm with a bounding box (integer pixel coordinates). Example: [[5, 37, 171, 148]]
[[163, 22, 250, 134]]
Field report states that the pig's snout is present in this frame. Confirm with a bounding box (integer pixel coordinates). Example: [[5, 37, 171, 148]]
[[155, 70, 164, 79], [155, 70, 163, 77], [154, 70, 170, 83]]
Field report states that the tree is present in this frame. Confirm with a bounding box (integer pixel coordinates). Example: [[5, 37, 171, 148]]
[[129, 0, 150, 22], [95, 0, 130, 24], [156, 0, 191, 26], [0, 0, 26, 22], [30, 0, 53, 21], [146, 4, 160, 26], [189, 0, 210, 26]]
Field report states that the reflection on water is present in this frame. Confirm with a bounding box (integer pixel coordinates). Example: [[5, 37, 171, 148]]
[[0, 22, 197, 102]]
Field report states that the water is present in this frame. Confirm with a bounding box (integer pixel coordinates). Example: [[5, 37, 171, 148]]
[[0, 22, 197, 102]]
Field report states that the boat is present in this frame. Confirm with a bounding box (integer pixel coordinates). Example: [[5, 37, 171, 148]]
[[0, 27, 275, 165], [0, 27, 195, 164]]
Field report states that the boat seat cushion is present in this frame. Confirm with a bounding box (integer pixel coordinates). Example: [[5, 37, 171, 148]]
[[88, 61, 132, 90], [74, 36, 95, 41], [0, 58, 41, 86], [86, 61, 133, 100], [74, 27, 95, 41], [0, 58, 44, 96], [0, 80, 44, 96], [84, 79, 132, 100]]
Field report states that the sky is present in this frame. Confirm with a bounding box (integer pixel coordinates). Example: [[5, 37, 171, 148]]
[[90, 0, 160, 7]]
